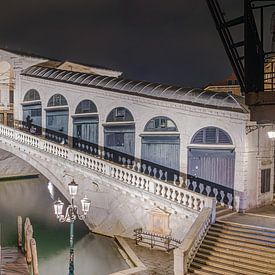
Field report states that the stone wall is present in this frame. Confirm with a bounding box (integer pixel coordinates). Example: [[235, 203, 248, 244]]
[[0, 148, 37, 176]]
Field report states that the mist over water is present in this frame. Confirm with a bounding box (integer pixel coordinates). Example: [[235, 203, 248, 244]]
[[0, 177, 128, 275]]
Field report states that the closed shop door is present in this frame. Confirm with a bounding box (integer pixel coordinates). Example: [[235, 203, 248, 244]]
[[104, 125, 135, 157], [141, 135, 180, 174], [73, 119, 98, 145], [46, 110, 68, 134], [188, 148, 235, 189]]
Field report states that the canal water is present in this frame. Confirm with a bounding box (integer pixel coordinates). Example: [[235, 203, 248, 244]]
[[0, 176, 128, 275]]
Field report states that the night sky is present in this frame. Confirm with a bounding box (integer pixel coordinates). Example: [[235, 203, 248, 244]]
[[0, 0, 273, 87]]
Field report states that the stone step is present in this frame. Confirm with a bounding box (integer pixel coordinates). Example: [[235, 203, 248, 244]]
[[216, 207, 234, 218], [205, 232, 275, 250], [203, 238, 275, 256], [196, 251, 275, 274], [200, 243, 275, 264], [194, 256, 268, 275], [209, 227, 275, 243], [216, 220, 275, 234], [188, 266, 221, 275], [190, 261, 240, 275], [212, 222, 275, 238]]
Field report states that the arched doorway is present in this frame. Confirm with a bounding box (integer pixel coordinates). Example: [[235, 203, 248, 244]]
[[73, 100, 99, 155], [141, 116, 180, 180], [188, 126, 235, 205], [22, 89, 42, 134], [104, 107, 135, 162], [45, 94, 69, 143]]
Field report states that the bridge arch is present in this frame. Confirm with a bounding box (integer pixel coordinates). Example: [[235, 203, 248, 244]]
[[0, 145, 69, 202]]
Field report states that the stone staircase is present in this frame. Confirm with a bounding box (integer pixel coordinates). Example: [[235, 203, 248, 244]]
[[216, 204, 235, 220], [188, 220, 275, 275]]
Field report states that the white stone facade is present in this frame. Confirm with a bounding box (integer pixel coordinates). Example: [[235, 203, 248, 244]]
[[0, 48, 274, 210]]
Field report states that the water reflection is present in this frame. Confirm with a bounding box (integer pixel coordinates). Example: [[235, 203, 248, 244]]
[[0, 177, 128, 275]]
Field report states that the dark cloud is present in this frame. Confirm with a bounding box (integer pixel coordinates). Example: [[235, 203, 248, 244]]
[[0, 0, 273, 87]]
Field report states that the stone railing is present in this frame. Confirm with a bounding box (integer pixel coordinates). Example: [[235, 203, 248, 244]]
[[0, 124, 215, 214], [187, 176, 234, 208], [173, 206, 215, 275]]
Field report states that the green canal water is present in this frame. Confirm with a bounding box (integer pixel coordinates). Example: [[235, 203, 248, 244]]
[[0, 176, 128, 275]]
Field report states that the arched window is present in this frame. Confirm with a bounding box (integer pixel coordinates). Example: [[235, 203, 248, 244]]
[[191, 127, 232, 145], [23, 89, 40, 102], [145, 116, 177, 132], [47, 94, 68, 107], [75, 100, 97, 114], [106, 107, 134, 122]]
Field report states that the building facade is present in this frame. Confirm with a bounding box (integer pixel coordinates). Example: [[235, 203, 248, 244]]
[[0, 48, 274, 211]]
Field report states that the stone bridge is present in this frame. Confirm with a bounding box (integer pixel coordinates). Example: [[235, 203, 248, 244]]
[[0, 124, 215, 240]]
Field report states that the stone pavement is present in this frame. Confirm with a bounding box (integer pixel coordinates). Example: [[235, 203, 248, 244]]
[[222, 203, 275, 229], [124, 238, 174, 275]]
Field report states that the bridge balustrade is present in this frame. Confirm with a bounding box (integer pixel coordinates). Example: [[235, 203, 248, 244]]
[[0, 123, 215, 214]]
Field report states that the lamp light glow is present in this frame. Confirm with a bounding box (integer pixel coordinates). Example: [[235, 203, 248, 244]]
[[54, 198, 64, 216], [68, 180, 78, 196], [81, 196, 91, 214]]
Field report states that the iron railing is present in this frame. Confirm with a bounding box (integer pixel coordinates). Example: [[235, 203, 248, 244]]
[[134, 228, 181, 252]]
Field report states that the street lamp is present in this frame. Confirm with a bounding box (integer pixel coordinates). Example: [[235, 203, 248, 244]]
[[53, 180, 91, 275]]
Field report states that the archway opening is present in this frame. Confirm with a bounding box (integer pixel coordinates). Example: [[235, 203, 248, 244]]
[[188, 126, 235, 205], [45, 94, 69, 144], [22, 89, 42, 134], [104, 107, 135, 163], [72, 99, 99, 155], [141, 116, 180, 180]]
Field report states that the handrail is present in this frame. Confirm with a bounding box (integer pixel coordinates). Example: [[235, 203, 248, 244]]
[[173, 207, 214, 275], [134, 228, 181, 252], [0, 124, 214, 214]]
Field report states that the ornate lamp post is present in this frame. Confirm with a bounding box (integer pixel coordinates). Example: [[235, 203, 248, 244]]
[[53, 180, 91, 275]]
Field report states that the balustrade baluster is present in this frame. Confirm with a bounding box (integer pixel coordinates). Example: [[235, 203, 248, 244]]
[[193, 197, 199, 211], [153, 168, 157, 178], [188, 195, 193, 209], [156, 183, 161, 195], [166, 187, 171, 200], [132, 161, 136, 171], [127, 173, 132, 184], [161, 185, 166, 198], [171, 189, 177, 201], [140, 178, 145, 189], [177, 192, 182, 204], [135, 176, 140, 188], [182, 194, 188, 206], [123, 171, 128, 182]]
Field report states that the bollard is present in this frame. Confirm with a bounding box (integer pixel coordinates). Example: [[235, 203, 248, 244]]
[[26, 225, 33, 264], [17, 216, 23, 248], [30, 238, 39, 275], [24, 217, 31, 252]]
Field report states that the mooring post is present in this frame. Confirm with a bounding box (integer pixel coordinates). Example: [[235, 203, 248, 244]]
[[17, 216, 22, 248], [26, 225, 33, 264], [30, 238, 39, 275], [24, 217, 31, 252]]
